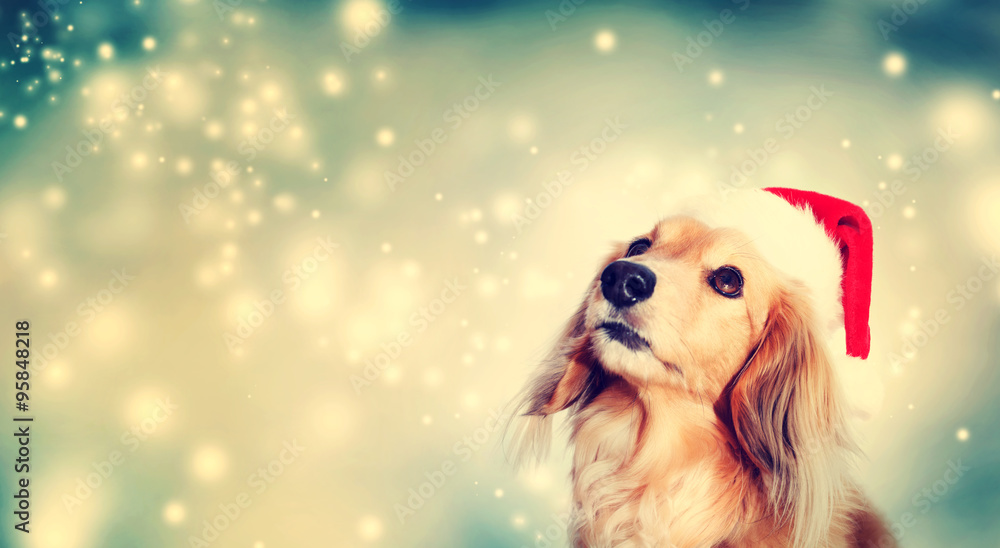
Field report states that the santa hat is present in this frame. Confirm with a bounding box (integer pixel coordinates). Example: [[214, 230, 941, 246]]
[[679, 188, 873, 360], [762, 187, 873, 359]]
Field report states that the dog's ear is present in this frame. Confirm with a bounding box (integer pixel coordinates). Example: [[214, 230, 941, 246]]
[[728, 284, 858, 547], [521, 302, 592, 415], [504, 296, 596, 467]]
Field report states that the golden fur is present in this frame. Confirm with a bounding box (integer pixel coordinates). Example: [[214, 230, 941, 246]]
[[508, 216, 894, 548]]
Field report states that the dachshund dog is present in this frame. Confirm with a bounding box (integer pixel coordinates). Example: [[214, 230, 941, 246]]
[[508, 190, 894, 547]]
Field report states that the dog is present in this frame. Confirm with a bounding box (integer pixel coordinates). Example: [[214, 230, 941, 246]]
[[507, 189, 894, 547]]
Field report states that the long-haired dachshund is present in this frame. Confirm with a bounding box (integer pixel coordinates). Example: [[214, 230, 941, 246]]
[[508, 189, 894, 547]]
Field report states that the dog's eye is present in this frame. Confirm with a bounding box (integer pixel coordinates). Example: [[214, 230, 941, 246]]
[[709, 266, 743, 298], [625, 238, 651, 258]]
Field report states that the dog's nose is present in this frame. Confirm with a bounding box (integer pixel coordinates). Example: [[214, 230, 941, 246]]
[[600, 260, 656, 308]]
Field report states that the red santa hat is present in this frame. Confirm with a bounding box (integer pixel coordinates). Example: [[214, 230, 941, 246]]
[[762, 187, 873, 359], [679, 188, 873, 360]]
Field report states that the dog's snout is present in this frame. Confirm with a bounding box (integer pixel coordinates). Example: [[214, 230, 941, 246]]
[[600, 260, 656, 308]]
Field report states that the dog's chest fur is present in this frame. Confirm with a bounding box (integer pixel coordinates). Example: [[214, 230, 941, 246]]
[[567, 391, 771, 548]]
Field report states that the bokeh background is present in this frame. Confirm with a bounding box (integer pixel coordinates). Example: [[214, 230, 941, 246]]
[[1, 0, 999, 546]]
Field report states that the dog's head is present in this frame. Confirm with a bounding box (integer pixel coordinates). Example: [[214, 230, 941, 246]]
[[519, 211, 841, 413]]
